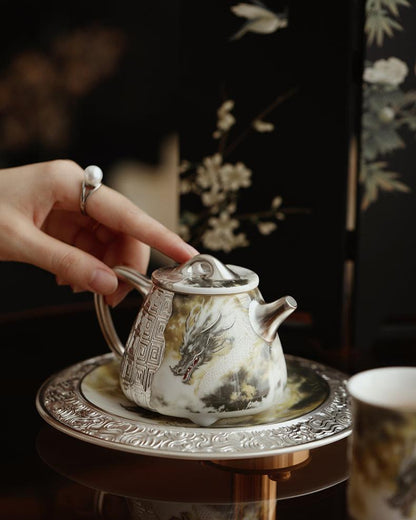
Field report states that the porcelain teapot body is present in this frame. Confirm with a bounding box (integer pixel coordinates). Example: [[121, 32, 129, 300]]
[[95, 255, 296, 426]]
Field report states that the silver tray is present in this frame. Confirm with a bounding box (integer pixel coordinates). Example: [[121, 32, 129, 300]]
[[36, 353, 351, 459]]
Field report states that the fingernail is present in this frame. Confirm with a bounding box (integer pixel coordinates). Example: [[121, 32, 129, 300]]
[[89, 269, 118, 294], [185, 243, 199, 256]]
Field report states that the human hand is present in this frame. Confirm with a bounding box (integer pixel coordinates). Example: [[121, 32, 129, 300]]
[[0, 160, 198, 306]]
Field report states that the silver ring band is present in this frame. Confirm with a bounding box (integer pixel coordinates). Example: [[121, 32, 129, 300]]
[[80, 165, 103, 216]]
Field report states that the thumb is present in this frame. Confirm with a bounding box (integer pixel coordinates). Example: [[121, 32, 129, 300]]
[[17, 225, 118, 295]]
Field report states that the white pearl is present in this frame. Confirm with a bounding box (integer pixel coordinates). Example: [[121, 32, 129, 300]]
[[84, 165, 103, 186]]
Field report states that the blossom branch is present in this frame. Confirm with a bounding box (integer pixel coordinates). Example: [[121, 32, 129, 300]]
[[224, 86, 299, 157]]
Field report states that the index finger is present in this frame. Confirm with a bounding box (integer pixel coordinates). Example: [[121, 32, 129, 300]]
[[49, 160, 199, 264]]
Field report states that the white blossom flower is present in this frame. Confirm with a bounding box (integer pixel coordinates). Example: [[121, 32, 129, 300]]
[[213, 99, 235, 138], [201, 229, 229, 252], [220, 99, 234, 112], [221, 112, 234, 129], [202, 211, 249, 252], [195, 153, 223, 189], [209, 211, 239, 232], [230, 3, 288, 40], [227, 202, 237, 214], [195, 154, 251, 199], [252, 119, 275, 132], [363, 57, 408, 87], [178, 159, 191, 173], [179, 178, 193, 194], [378, 106, 395, 123], [201, 186, 226, 207], [232, 232, 250, 248], [202, 228, 249, 252], [219, 161, 252, 190], [271, 195, 283, 209], [258, 221, 277, 235]]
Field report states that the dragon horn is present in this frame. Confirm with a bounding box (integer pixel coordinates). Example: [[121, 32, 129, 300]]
[[199, 313, 220, 335]]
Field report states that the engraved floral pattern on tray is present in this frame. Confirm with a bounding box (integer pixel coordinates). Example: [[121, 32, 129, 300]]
[[36, 353, 351, 458]]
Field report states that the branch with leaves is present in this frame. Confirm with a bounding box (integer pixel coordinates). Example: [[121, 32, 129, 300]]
[[365, 0, 410, 47], [360, 57, 414, 209]]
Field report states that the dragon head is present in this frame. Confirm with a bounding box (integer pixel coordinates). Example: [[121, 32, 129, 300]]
[[170, 308, 234, 384]]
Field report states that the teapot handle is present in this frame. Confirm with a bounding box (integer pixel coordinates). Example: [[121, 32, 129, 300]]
[[94, 266, 152, 358]]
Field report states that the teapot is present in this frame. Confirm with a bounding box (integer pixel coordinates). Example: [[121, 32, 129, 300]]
[[94, 254, 297, 426]]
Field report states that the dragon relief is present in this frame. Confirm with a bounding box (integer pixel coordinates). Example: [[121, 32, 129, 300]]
[[170, 306, 235, 384]]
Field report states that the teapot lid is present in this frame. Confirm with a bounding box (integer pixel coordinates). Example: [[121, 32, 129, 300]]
[[152, 254, 259, 295]]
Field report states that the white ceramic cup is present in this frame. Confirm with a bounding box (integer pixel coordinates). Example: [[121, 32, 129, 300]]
[[347, 367, 416, 520]]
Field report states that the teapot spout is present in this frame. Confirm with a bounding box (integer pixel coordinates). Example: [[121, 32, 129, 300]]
[[249, 296, 297, 343]]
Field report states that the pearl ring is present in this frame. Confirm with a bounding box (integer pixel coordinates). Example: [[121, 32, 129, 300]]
[[80, 165, 103, 216]]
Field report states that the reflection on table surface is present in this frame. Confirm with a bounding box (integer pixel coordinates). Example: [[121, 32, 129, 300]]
[[32, 425, 348, 519]]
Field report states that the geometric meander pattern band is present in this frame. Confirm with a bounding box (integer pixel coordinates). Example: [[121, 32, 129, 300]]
[[121, 287, 173, 408]]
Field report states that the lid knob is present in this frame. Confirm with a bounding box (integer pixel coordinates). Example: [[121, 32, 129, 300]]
[[180, 254, 240, 282], [151, 253, 258, 294]]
